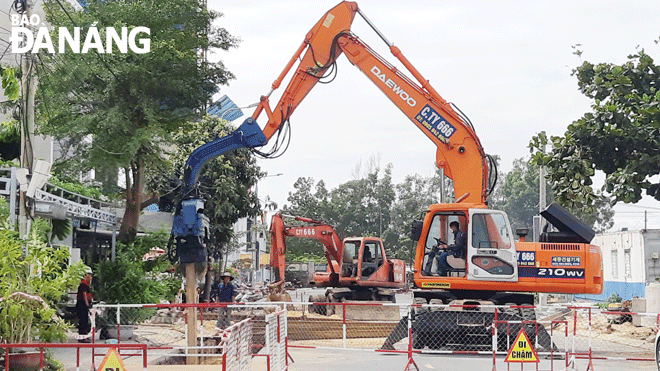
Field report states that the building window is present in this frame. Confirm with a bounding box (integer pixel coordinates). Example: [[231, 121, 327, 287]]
[[624, 249, 631, 278], [611, 250, 618, 279]]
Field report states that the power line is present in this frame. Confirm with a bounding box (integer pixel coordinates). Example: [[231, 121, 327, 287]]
[[615, 211, 660, 214], [616, 203, 660, 211]]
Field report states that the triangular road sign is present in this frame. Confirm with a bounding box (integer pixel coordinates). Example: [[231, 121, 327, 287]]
[[504, 328, 539, 363], [96, 348, 128, 371]]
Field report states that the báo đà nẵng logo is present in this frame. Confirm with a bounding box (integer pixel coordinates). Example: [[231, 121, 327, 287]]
[[9, 14, 150, 54]]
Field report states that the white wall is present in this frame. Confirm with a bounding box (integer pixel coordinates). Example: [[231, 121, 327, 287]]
[[593, 230, 646, 284]]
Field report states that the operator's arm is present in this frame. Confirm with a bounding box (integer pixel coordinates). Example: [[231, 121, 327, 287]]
[[456, 231, 467, 249]]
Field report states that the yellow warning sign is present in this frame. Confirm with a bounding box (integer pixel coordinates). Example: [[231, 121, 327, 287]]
[[96, 348, 128, 371], [504, 329, 539, 363]]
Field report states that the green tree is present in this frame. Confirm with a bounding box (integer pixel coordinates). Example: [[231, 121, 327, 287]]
[[388, 172, 439, 261], [1, 67, 19, 102], [37, 0, 239, 243], [530, 46, 660, 212], [0, 201, 83, 343], [280, 177, 332, 260], [489, 158, 550, 231], [492, 157, 614, 233], [327, 163, 395, 239], [280, 162, 395, 261], [283, 177, 330, 220], [0, 120, 20, 162], [93, 231, 178, 305], [0, 67, 20, 163]]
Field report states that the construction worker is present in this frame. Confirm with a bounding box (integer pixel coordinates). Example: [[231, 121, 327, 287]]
[[215, 271, 237, 331], [76, 266, 94, 342]]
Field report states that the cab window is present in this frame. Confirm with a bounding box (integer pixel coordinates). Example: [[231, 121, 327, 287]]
[[343, 241, 359, 263], [470, 213, 512, 249], [423, 213, 467, 251]]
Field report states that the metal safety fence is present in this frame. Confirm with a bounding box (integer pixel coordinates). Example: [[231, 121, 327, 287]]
[[92, 302, 283, 367], [221, 318, 253, 371], [1, 342, 148, 371], [88, 300, 658, 369], [264, 308, 288, 371]]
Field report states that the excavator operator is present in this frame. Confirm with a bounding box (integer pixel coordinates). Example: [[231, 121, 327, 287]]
[[363, 246, 373, 262], [434, 221, 467, 276]]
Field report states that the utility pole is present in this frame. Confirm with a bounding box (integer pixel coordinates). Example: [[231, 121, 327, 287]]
[[439, 168, 444, 203], [19, 0, 36, 245], [538, 131, 548, 307], [185, 263, 198, 365]]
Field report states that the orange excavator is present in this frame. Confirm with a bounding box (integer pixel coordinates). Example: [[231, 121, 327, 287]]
[[169, 1, 603, 349], [269, 213, 405, 303]]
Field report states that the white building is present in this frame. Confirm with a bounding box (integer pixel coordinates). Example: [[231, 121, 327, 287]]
[[578, 229, 660, 302], [225, 216, 270, 283]]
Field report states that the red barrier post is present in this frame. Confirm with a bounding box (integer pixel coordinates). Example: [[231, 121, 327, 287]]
[[402, 305, 419, 371]]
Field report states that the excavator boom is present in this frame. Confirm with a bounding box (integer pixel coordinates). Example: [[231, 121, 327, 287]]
[[178, 1, 488, 202], [269, 213, 343, 283]]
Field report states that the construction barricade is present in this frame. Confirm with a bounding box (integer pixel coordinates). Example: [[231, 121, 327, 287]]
[[86, 299, 657, 369], [221, 318, 253, 371], [93, 302, 280, 367], [262, 308, 288, 371], [1, 342, 147, 371]]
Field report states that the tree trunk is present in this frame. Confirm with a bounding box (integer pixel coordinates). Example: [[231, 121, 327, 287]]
[[118, 159, 144, 244], [202, 268, 213, 303]]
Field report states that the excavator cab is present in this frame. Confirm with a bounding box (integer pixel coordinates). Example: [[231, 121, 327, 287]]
[[421, 212, 468, 277], [340, 238, 382, 278], [361, 241, 380, 277], [341, 241, 359, 277], [417, 205, 518, 282]]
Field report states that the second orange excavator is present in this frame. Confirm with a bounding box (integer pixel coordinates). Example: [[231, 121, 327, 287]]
[[269, 213, 405, 304]]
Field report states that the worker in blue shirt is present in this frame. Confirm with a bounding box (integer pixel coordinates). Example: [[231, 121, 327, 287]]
[[215, 271, 237, 330]]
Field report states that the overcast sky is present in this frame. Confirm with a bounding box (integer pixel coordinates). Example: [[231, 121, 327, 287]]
[[204, 0, 660, 231], [4, 1, 658, 231]]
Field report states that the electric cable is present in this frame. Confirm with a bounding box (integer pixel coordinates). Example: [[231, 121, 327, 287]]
[[51, 0, 121, 83], [0, 43, 11, 62], [11, 0, 27, 14]]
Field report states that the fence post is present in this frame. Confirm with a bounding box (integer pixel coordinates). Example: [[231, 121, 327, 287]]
[[266, 311, 271, 370], [342, 302, 347, 349], [117, 305, 122, 345], [402, 304, 419, 371], [492, 307, 498, 371]]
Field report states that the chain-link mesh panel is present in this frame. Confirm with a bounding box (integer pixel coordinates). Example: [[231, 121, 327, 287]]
[[93, 301, 658, 365], [283, 302, 402, 349], [558, 307, 656, 359], [411, 304, 497, 351]]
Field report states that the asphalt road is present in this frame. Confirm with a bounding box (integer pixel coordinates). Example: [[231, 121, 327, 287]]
[[286, 347, 657, 371], [50, 341, 657, 371]]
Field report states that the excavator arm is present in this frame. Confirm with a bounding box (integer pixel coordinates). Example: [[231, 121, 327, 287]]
[[171, 1, 490, 262], [269, 213, 343, 284]]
